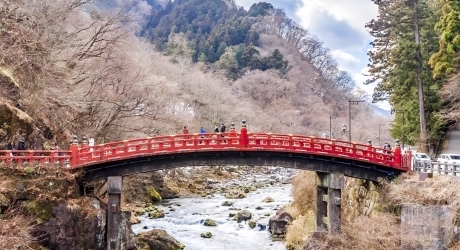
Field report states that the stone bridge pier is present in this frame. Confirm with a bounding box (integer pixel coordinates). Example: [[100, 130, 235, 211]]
[[107, 176, 124, 250], [316, 172, 344, 235]]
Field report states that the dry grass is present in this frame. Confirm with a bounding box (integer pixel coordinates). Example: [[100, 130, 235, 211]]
[[0, 209, 38, 250], [284, 171, 317, 249], [289, 171, 317, 214], [386, 173, 460, 207], [285, 210, 316, 250], [302, 213, 401, 250]]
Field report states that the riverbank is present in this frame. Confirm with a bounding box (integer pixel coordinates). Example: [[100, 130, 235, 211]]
[[127, 166, 298, 249]]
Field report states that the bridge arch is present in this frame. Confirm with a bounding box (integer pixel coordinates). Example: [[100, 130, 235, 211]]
[[79, 150, 401, 183]]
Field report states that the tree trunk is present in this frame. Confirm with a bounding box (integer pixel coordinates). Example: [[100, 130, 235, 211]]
[[414, 0, 428, 152]]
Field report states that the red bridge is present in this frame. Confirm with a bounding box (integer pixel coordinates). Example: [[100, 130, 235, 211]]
[[0, 125, 410, 183], [0, 124, 412, 243]]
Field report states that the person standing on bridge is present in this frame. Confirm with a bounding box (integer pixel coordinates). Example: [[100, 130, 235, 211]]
[[220, 123, 227, 143], [53, 143, 60, 159], [88, 137, 95, 153], [18, 138, 25, 150], [183, 126, 189, 134], [7, 142, 13, 157], [199, 127, 206, 144]]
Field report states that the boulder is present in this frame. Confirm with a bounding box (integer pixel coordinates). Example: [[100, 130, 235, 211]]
[[136, 229, 185, 250], [149, 209, 165, 219], [221, 200, 234, 206], [201, 232, 212, 238], [203, 218, 217, 226], [235, 210, 252, 223], [147, 188, 162, 202], [268, 211, 293, 236], [262, 197, 274, 203]]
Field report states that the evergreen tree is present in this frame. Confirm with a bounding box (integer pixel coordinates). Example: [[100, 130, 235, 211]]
[[366, 0, 443, 150]]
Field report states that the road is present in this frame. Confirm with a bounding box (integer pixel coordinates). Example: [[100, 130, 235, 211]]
[[444, 128, 460, 154]]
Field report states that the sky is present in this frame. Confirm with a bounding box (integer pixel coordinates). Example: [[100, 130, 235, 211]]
[[234, 0, 389, 110]]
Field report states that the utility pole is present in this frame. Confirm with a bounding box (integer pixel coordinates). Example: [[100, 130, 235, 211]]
[[348, 100, 364, 142]]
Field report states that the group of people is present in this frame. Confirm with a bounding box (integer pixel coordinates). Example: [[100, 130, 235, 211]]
[[6, 139, 26, 151], [366, 140, 393, 151], [182, 124, 227, 135], [182, 124, 227, 143]]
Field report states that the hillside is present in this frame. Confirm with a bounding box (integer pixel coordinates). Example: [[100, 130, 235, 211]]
[[0, 0, 392, 150]]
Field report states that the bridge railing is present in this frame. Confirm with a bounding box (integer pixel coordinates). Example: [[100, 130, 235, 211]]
[[0, 150, 71, 166], [70, 132, 405, 170], [0, 130, 408, 171], [247, 133, 401, 169]]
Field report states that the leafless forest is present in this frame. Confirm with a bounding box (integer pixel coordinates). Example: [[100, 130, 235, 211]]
[[0, 0, 393, 147]]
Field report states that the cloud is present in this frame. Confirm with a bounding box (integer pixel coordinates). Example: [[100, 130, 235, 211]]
[[330, 50, 360, 72], [296, 0, 377, 37]]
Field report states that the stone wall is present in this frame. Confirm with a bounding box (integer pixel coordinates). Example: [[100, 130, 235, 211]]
[[35, 198, 136, 250], [342, 177, 383, 221], [401, 204, 456, 249]]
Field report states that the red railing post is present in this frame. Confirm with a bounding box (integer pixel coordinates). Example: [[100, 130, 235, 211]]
[[229, 122, 237, 145], [394, 139, 402, 169], [81, 136, 88, 159], [405, 149, 413, 173], [70, 135, 79, 168], [239, 120, 248, 148]]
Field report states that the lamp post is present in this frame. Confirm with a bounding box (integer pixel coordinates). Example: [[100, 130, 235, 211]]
[[341, 124, 347, 139], [391, 109, 405, 150], [348, 99, 364, 142]]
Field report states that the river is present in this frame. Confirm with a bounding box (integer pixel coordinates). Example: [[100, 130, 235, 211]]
[[132, 167, 296, 250]]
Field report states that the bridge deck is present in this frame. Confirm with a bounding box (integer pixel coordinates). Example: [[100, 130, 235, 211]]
[[0, 132, 408, 172]]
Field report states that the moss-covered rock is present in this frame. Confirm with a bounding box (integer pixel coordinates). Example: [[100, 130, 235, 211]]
[[248, 220, 257, 229], [24, 200, 55, 223], [148, 209, 165, 219], [203, 218, 217, 226], [136, 208, 146, 215], [262, 197, 274, 203], [147, 188, 162, 202], [137, 229, 185, 250], [201, 232, 212, 238]]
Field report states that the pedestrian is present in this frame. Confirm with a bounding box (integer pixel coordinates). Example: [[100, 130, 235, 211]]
[[220, 123, 227, 143], [199, 127, 205, 144], [213, 126, 219, 143], [53, 143, 60, 157], [88, 137, 95, 153], [182, 126, 189, 134], [7, 142, 13, 157], [18, 138, 25, 150]]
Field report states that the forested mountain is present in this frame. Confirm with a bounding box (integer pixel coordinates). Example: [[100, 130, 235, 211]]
[[141, 0, 355, 92], [0, 0, 392, 155]]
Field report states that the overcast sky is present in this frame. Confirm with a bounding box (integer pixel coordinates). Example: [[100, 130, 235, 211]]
[[234, 0, 387, 109]]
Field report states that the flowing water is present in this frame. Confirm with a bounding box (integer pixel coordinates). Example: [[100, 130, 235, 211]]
[[132, 168, 296, 250]]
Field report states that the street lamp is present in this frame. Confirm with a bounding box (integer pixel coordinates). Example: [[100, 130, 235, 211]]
[[341, 124, 347, 135], [348, 99, 364, 142], [391, 109, 405, 150]]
